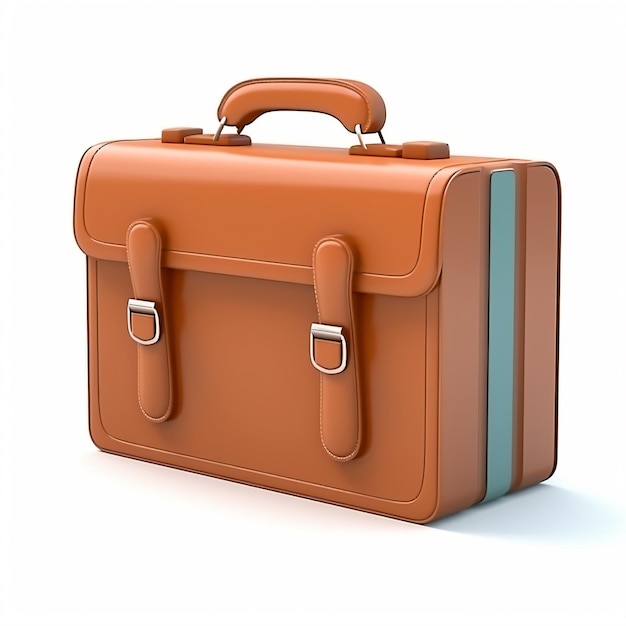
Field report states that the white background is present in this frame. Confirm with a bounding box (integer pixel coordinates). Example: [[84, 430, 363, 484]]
[[1, 1, 625, 624]]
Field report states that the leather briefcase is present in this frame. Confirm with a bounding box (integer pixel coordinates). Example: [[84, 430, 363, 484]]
[[74, 78, 560, 522]]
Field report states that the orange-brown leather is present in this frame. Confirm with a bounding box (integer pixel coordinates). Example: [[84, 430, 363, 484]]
[[74, 80, 559, 522], [75, 148, 559, 522], [437, 170, 489, 511], [312, 339, 342, 372], [511, 162, 528, 491], [348, 144, 403, 157], [74, 141, 509, 297], [126, 221, 173, 423], [312, 237, 361, 461], [402, 141, 450, 160], [515, 165, 560, 488], [183, 133, 252, 146], [161, 127, 203, 143], [217, 78, 386, 134], [129, 312, 156, 343]]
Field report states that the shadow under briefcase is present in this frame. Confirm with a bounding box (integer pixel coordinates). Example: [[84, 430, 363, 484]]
[[74, 78, 560, 522]]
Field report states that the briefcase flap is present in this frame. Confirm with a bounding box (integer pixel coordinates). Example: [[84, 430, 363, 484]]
[[74, 139, 460, 297]]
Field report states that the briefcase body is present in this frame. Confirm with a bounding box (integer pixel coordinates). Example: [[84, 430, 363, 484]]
[[74, 78, 560, 522]]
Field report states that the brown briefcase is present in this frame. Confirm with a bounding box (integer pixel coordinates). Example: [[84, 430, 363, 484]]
[[74, 78, 560, 522]]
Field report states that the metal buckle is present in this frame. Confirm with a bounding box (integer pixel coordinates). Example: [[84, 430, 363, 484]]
[[310, 323, 348, 375], [213, 116, 227, 141], [127, 299, 161, 346]]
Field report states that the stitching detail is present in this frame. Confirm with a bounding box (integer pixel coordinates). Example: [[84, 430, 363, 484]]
[[311, 239, 325, 456], [126, 223, 148, 420], [329, 235, 361, 460], [312, 236, 361, 461], [155, 227, 174, 422]]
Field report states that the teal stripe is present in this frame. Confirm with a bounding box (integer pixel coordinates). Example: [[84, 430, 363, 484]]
[[483, 170, 516, 502]]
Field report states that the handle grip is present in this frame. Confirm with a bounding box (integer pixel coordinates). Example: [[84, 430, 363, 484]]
[[216, 78, 386, 135]]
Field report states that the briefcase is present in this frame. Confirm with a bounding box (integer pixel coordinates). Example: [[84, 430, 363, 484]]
[[74, 78, 560, 522]]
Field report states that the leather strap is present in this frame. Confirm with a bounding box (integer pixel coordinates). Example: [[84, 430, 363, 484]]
[[126, 220, 173, 422], [217, 78, 386, 134], [311, 236, 361, 461]]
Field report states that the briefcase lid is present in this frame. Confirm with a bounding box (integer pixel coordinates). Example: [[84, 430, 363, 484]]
[[74, 139, 500, 297]]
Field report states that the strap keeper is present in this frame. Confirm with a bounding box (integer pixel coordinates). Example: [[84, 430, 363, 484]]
[[310, 323, 347, 375], [127, 298, 161, 346]]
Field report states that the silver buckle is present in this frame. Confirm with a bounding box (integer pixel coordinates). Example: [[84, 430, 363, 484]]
[[127, 299, 161, 346], [310, 323, 348, 375]]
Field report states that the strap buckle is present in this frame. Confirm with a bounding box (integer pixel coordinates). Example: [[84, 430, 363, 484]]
[[127, 298, 161, 346], [310, 323, 348, 375]]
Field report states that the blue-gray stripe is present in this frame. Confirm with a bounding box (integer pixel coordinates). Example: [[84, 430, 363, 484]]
[[483, 170, 516, 502]]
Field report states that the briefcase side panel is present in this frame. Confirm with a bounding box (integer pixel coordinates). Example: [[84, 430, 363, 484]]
[[420, 163, 560, 519], [513, 163, 560, 489], [435, 170, 490, 518]]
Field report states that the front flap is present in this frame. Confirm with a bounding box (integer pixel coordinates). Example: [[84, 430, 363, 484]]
[[74, 139, 485, 297]]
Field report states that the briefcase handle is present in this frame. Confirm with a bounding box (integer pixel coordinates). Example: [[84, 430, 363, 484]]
[[215, 78, 387, 146]]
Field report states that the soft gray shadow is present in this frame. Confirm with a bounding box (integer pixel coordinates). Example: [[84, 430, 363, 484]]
[[81, 450, 415, 532], [431, 483, 625, 544], [83, 452, 623, 539]]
